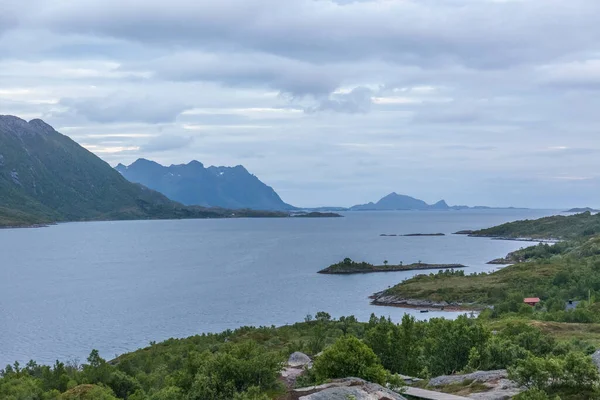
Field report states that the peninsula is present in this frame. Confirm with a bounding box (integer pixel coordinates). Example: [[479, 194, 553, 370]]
[[318, 258, 467, 274], [371, 211, 600, 311]]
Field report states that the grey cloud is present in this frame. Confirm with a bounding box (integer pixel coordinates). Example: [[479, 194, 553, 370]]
[[305, 87, 374, 114], [3, 0, 600, 207], [537, 60, 600, 89], [23, 0, 600, 68], [133, 52, 340, 97], [141, 135, 194, 152], [412, 109, 483, 125], [60, 94, 190, 124]]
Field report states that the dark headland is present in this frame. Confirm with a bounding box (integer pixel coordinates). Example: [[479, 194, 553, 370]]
[[318, 258, 467, 274]]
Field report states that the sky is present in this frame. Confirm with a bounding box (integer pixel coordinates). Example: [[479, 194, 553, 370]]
[[1, 0, 600, 208]]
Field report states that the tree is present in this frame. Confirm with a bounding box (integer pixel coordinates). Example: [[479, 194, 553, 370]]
[[315, 311, 331, 322], [312, 336, 387, 385], [60, 384, 119, 400], [384, 260, 389, 266], [562, 352, 599, 388], [187, 341, 282, 400]]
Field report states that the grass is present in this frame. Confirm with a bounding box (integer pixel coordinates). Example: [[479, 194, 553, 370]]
[[435, 379, 490, 396], [486, 317, 600, 348], [383, 260, 563, 305]]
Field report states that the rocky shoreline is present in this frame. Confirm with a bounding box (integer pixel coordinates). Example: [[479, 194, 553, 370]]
[[0, 223, 51, 230], [369, 292, 484, 311], [380, 233, 445, 237], [453, 230, 560, 243]]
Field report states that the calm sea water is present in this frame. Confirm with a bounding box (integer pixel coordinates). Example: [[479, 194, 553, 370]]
[[0, 209, 557, 365]]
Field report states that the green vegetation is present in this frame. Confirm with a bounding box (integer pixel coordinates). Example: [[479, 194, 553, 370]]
[[319, 257, 466, 274], [3, 313, 598, 399], [379, 215, 600, 325], [469, 211, 600, 239]]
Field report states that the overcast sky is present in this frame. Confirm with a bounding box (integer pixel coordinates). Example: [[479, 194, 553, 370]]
[[2, 0, 600, 208]]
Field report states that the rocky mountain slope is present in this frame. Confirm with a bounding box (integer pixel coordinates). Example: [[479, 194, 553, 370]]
[[116, 159, 295, 211]]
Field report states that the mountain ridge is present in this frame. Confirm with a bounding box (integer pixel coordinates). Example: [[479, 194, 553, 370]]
[[115, 159, 295, 211]]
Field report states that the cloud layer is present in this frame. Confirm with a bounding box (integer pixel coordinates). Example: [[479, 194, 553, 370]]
[[2, 0, 600, 207]]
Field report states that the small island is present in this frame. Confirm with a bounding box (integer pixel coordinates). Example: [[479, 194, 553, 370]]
[[291, 212, 343, 218], [380, 233, 445, 237], [318, 258, 467, 274]]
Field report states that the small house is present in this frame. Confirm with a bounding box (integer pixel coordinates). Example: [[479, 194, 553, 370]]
[[565, 300, 580, 311], [524, 297, 540, 307]]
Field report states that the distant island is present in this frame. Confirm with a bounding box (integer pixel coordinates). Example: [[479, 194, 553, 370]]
[[318, 258, 467, 274], [348, 192, 525, 211], [565, 207, 599, 213], [292, 212, 343, 218], [381, 233, 445, 237]]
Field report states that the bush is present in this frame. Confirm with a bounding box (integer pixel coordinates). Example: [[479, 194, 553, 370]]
[[312, 336, 387, 385]]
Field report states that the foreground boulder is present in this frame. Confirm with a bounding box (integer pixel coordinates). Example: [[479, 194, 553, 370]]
[[288, 351, 312, 367], [428, 370, 522, 400], [429, 370, 508, 387], [294, 378, 407, 400]]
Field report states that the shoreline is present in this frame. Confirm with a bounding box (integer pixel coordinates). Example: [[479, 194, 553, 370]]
[[369, 292, 484, 312], [369, 298, 482, 312], [0, 223, 52, 230], [453, 231, 560, 243]]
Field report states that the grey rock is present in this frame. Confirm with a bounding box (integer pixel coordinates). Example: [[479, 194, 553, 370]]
[[427, 370, 523, 400], [288, 352, 312, 367], [10, 170, 21, 186], [591, 350, 600, 371], [296, 378, 406, 400], [281, 366, 305, 387], [429, 370, 508, 387], [468, 379, 522, 400]]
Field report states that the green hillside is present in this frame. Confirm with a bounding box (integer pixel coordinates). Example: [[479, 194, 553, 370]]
[[467, 212, 600, 239]]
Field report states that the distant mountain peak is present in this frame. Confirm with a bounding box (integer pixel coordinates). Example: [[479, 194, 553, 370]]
[[187, 160, 205, 168], [28, 119, 56, 134], [0, 115, 47, 136], [431, 200, 450, 209], [116, 159, 295, 211]]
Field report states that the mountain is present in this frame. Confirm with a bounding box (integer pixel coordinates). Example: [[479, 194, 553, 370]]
[[115, 159, 295, 211], [350, 193, 450, 211], [0, 116, 284, 227]]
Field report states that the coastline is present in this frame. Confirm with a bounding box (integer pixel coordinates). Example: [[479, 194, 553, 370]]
[[0, 223, 52, 230], [369, 293, 483, 312]]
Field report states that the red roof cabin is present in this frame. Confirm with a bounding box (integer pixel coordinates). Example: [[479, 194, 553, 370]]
[[524, 297, 540, 307]]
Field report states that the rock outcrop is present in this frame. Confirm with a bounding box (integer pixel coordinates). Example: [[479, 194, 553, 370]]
[[591, 350, 600, 371], [428, 370, 523, 400], [288, 352, 312, 368], [295, 378, 407, 400]]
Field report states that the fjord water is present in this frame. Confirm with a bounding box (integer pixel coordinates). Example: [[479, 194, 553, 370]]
[[0, 209, 556, 365]]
